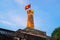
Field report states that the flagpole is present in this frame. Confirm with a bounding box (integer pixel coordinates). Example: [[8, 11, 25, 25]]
[[28, 0, 31, 10], [29, 0, 31, 10]]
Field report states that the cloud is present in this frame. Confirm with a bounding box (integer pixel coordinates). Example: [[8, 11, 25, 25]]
[[14, 0, 29, 5], [7, 10, 26, 26], [15, 0, 25, 4], [0, 9, 27, 29], [0, 20, 13, 26]]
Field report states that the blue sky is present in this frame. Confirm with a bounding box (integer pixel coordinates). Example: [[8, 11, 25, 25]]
[[0, 0, 60, 36]]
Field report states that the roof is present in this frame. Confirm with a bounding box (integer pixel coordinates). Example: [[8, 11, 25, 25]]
[[0, 28, 16, 37]]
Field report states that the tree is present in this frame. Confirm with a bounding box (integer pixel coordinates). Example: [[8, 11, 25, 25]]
[[51, 27, 60, 40]]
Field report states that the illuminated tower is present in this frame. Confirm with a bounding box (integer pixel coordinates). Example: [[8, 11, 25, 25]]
[[27, 10, 34, 29]]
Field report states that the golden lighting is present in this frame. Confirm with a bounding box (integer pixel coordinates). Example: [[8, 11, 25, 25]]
[[27, 10, 34, 29]]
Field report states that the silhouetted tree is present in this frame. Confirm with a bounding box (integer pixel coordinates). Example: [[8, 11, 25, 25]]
[[51, 27, 60, 40]]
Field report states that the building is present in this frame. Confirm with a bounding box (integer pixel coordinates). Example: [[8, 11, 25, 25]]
[[0, 28, 16, 40], [0, 28, 47, 40]]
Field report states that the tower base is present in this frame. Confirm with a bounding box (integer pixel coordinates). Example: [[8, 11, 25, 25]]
[[17, 28, 47, 40]]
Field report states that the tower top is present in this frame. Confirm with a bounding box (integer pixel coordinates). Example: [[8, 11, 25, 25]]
[[27, 10, 34, 15], [27, 10, 34, 13]]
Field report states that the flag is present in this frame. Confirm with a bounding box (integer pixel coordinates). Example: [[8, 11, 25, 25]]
[[25, 4, 31, 10]]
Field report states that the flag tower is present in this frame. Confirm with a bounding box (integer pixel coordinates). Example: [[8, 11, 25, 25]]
[[25, 4, 34, 29]]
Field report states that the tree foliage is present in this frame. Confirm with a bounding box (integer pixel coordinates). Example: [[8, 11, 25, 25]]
[[51, 27, 60, 40]]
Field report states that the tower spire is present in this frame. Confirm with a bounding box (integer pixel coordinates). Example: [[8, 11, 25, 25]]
[[27, 10, 34, 29]]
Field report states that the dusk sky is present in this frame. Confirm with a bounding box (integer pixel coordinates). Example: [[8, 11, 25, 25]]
[[0, 0, 60, 36]]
